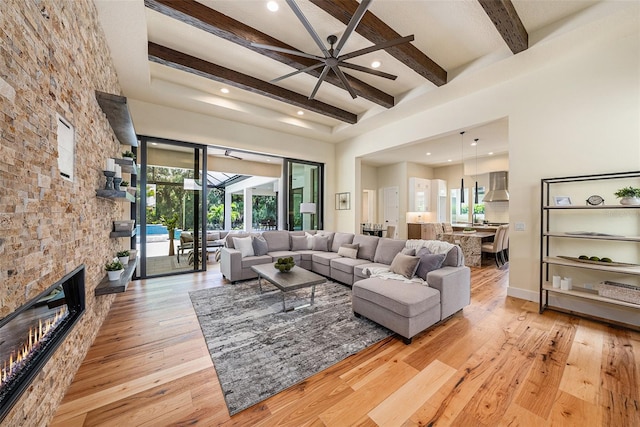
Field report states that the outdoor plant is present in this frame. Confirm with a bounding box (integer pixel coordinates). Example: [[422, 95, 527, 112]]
[[116, 250, 130, 258], [105, 260, 124, 271], [613, 186, 640, 198], [120, 180, 129, 187], [122, 150, 136, 160], [161, 213, 180, 256]]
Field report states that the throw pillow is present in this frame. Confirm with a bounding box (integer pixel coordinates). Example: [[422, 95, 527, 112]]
[[291, 235, 308, 251], [415, 251, 446, 280], [389, 253, 421, 279], [305, 232, 314, 249], [252, 235, 269, 256], [233, 236, 255, 258], [312, 235, 329, 251], [337, 243, 359, 259], [401, 247, 416, 256], [206, 231, 220, 241]]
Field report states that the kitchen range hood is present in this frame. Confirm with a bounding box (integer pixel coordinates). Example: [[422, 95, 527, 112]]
[[484, 171, 509, 202]]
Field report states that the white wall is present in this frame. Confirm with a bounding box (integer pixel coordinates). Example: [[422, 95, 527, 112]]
[[335, 8, 640, 324]]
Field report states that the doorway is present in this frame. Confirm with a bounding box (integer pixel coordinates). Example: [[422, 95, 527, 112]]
[[137, 137, 206, 278], [285, 159, 323, 231]]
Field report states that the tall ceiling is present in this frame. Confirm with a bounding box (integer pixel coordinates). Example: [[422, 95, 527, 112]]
[[95, 0, 605, 165]]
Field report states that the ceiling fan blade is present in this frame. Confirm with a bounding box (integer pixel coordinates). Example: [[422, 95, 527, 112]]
[[334, 0, 371, 56], [309, 65, 330, 99], [331, 66, 357, 99], [270, 62, 326, 83], [224, 150, 242, 160], [340, 35, 415, 61], [251, 42, 322, 61], [286, 0, 331, 58], [338, 62, 398, 80]]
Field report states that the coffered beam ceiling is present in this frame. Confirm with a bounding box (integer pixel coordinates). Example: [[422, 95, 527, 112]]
[[144, 0, 394, 108], [477, 0, 528, 54], [309, 0, 447, 86], [148, 42, 358, 124]]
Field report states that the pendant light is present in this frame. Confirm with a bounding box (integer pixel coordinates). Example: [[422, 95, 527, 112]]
[[459, 131, 465, 204], [474, 138, 479, 204]]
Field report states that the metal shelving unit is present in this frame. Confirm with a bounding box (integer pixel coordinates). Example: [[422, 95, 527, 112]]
[[540, 171, 640, 321]]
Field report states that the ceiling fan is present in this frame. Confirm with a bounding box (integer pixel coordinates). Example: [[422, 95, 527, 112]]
[[252, 0, 414, 100], [224, 150, 242, 160]]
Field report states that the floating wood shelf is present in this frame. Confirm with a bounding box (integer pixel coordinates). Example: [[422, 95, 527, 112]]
[[110, 228, 136, 238], [95, 90, 138, 147], [95, 258, 137, 296], [114, 157, 138, 175], [96, 189, 135, 202]]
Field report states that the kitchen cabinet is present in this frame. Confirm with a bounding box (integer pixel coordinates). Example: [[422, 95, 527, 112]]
[[408, 177, 430, 212]]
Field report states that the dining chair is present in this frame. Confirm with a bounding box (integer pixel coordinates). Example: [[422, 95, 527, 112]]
[[433, 222, 445, 240], [385, 225, 396, 239], [442, 223, 453, 233], [500, 225, 509, 263], [481, 225, 507, 267]]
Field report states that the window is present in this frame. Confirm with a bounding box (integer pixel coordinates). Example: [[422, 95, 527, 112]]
[[450, 188, 470, 223]]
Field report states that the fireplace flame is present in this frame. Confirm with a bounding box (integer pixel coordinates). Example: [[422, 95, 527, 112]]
[[1, 306, 68, 387]]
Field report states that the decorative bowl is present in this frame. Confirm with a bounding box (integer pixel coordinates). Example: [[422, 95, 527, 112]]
[[274, 256, 295, 273]]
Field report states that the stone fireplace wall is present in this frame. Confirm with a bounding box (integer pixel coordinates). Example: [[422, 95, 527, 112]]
[[0, 1, 128, 424]]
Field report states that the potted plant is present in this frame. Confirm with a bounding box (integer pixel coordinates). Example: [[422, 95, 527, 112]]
[[117, 250, 130, 265], [105, 259, 124, 281], [161, 213, 179, 256], [613, 186, 640, 205], [120, 180, 129, 191], [122, 150, 136, 160]]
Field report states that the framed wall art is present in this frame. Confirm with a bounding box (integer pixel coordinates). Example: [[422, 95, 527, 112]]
[[336, 192, 350, 210]]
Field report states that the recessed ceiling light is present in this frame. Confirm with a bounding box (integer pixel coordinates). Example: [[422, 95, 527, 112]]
[[220, 88, 229, 94], [426, 152, 431, 156], [297, 110, 304, 116], [470, 141, 477, 146], [266, 159, 271, 162], [488, 152, 494, 155], [267, 1, 279, 12], [151, 142, 158, 146], [371, 60, 381, 68], [447, 159, 452, 162]]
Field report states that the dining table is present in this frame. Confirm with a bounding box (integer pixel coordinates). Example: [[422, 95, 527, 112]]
[[441, 231, 496, 267], [362, 227, 384, 237]]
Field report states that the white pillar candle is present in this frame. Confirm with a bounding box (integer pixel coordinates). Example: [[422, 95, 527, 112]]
[[106, 158, 115, 172], [115, 164, 121, 178], [552, 275, 561, 288]]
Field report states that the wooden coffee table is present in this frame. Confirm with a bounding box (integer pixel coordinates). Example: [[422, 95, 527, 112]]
[[251, 264, 327, 312]]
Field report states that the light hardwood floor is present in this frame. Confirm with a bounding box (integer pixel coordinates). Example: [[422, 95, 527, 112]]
[[50, 262, 640, 426]]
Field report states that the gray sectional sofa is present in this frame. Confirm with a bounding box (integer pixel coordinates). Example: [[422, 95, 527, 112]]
[[220, 230, 471, 344]]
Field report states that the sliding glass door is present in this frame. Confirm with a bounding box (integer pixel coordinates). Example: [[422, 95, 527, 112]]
[[137, 137, 207, 278], [284, 159, 323, 231]]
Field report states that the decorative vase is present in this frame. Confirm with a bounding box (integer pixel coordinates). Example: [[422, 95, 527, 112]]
[[620, 197, 640, 206], [118, 256, 129, 265], [107, 269, 123, 281]]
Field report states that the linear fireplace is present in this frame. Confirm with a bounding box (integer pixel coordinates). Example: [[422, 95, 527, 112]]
[[0, 265, 85, 421]]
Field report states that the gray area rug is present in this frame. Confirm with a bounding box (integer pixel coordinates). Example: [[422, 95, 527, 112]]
[[189, 279, 392, 415]]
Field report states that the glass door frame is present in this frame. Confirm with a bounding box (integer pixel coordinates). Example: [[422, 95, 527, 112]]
[[283, 158, 324, 231], [136, 135, 208, 279]]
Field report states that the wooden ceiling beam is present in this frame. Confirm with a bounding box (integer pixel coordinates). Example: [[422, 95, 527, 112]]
[[148, 42, 358, 124], [477, 0, 528, 54], [144, 0, 394, 108], [309, 0, 447, 86]]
